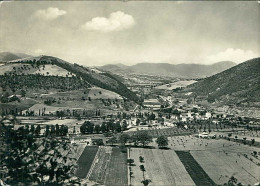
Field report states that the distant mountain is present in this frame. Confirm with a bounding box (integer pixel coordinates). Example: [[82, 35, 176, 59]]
[[186, 58, 260, 104], [99, 61, 236, 78], [15, 53, 32, 59], [0, 52, 21, 62], [0, 52, 33, 62], [0, 55, 139, 102]]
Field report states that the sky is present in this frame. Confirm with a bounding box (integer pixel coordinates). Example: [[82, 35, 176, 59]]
[[0, 1, 259, 66]]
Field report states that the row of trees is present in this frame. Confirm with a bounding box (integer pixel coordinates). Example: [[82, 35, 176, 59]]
[[80, 120, 128, 134], [118, 132, 169, 148]]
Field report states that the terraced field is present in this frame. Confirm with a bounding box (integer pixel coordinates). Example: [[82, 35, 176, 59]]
[[129, 148, 195, 186], [75, 146, 99, 179]]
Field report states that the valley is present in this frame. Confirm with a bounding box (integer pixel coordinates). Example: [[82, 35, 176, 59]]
[[0, 53, 259, 186]]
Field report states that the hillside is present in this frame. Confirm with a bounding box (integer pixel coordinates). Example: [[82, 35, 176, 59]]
[[185, 58, 260, 105], [0, 55, 139, 102], [99, 61, 236, 78]]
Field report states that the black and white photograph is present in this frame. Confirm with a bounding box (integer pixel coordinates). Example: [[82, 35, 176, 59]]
[[0, 0, 259, 185]]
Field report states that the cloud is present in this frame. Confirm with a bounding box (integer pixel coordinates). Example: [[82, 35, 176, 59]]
[[0, 0, 12, 8], [206, 48, 259, 63], [34, 7, 66, 20], [81, 11, 135, 32]]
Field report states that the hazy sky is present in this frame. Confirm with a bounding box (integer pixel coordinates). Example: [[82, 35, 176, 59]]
[[0, 1, 259, 66]]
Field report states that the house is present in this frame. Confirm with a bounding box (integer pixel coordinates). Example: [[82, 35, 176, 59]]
[[205, 112, 212, 119], [71, 136, 92, 145], [199, 132, 209, 138]]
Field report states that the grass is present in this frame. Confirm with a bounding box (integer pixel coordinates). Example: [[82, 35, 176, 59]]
[[75, 146, 98, 179], [129, 148, 195, 186]]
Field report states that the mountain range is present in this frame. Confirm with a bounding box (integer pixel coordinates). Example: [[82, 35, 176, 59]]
[[99, 61, 236, 78], [0, 52, 32, 62]]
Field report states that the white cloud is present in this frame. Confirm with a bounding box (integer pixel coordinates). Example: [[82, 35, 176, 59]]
[[206, 48, 259, 63], [81, 11, 135, 32], [0, 0, 12, 8], [34, 7, 66, 20]]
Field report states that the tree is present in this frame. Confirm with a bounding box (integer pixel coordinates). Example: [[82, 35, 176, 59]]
[[127, 159, 135, 166], [55, 124, 60, 136], [135, 131, 153, 147], [80, 121, 94, 134], [115, 122, 121, 133], [119, 133, 130, 146], [139, 165, 146, 179], [94, 125, 101, 134], [30, 124, 35, 134], [101, 122, 107, 133], [122, 120, 128, 131], [107, 136, 117, 145], [156, 135, 168, 148], [139, 156, 144, 163], [141, 179, 152, 186], [35, 125, 41, 136], [21, 89, 26, 97], [45, 125, 50, 137]]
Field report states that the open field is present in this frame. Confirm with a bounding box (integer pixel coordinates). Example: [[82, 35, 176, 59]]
[[155, 80, 197, 90], [175, 151, 215, 186], [75, 146, 99, 179], [150, 135, 260, 185], [88, 147, 128, 186], [88, 87, 123, 100], [129, 148, 195, 186], [191, 150, 260, 185], [32, 64, 73, 77]]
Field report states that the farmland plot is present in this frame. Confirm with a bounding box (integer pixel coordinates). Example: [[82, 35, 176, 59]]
[[175, 151, 215, 186], [130, 148, 195, 186], [191, 150, 260, 185], [89, 146, 113, 184], [105, 148, 128, 186], [88, 147, 128, 186], [75, 146, 99, 179]]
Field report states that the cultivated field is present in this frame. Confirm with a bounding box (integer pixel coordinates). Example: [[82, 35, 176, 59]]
[[75, 146, 99, 179], [191, 146, 260, 185], [149, 135, 260, 185], [126, 127, 195, 138], [129, 148, 195, 186], [88, 147, 128, 186]]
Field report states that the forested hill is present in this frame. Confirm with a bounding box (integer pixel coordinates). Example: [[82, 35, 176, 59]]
[[186, 58, 260, 104], [0, 55, 140, 102]]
